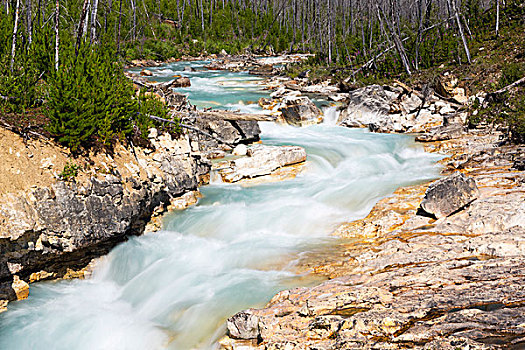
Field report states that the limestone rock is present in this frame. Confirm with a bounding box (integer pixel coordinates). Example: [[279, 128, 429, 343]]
[[183, 114, 261, 153], [0, 133, 211, 302], [12, 275, 29, 300], [173, 76, 191, 88], [217, 145, 307, 183], [416, 124, 466, 142], [232, 144, 248, 156], [280, 96, 323, 127], [140, 69, 153, 76], [420, 172, 479, 218], [227, 311, 260, 339], [249, 64, 274, 76]]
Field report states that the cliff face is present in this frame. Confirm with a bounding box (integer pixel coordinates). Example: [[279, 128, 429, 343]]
[[0, 128, 211, 304]]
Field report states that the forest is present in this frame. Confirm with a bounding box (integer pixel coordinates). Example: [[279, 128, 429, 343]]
[[0, 0, 523, 150]]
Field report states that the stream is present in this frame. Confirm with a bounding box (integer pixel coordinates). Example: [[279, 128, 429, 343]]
[[0, 61, 443, 349]]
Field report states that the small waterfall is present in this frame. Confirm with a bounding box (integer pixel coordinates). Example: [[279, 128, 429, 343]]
[[322, 106, 341, 125]]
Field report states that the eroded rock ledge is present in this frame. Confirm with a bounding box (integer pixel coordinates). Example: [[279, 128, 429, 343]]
[[0, 105, 264, 309], [221, 130, 525, 349], [0, 130, 212, 305]]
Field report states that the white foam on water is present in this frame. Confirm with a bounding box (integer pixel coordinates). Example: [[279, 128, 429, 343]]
[[0, 68, 445, 350]]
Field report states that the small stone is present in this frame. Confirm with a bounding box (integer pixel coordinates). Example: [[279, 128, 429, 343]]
[[12, 276, 29, 301], [227, 311, 260, 339], [140, 69, 153, 76], [148, 128, 158, 139], [232, 144, 248, 156]]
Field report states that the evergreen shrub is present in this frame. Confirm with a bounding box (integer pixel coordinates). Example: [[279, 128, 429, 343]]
[[46, 44, 174, 152]]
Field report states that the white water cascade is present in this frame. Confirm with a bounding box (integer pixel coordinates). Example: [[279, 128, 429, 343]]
[[0, 62, 443, 350]]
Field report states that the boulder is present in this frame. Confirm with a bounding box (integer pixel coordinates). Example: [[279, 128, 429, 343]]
[[183, 114, 261, 152], [279, 96, 323, 127], [416, 124, 466, 142], [232, 144, 248, 156], [249, 64, 274, 76], [183, 66, 196, 72], [420, 172, 480, 219], [172, 76, 191, 88], [227, 311, 259, 339], [398, 93, 422, 113], [218, 145, 307, 183], [140, 69, 153, 77]]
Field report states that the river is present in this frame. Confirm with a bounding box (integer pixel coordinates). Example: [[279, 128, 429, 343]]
[[0, 61, 442, 349]]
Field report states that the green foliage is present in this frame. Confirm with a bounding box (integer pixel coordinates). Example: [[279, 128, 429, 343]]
[[469, 61, 525, 143], [499, 63, 525, 88], [59, 162, 80, 182], [45, 44, 168, 152]]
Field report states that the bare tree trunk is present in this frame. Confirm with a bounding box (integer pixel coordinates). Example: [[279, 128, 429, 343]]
[[10, 0, 20, 72], [415, 0, 426, 71], [130, 0, 136, 41], [376, 2, 412, 75], [199, 0, 204, 33], [55, 0, 59, 70], [495, 0, 500, 37], [328, 0, 332, 64], [76, 0, 90, 55], [448, 0, 471, 64], [116, 0, 123, 54], [26, 0, 32, 44], [90, 0, 99, 44]]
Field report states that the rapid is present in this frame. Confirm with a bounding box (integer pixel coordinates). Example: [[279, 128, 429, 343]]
[[0, 61, 442, 350]]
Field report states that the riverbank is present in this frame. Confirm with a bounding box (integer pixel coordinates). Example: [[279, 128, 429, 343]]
[[221, 125, 525, 349], [1, 55, 523, 349]]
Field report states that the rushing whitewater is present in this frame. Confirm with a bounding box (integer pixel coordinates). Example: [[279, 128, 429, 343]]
[[0, 62, 443, 350]]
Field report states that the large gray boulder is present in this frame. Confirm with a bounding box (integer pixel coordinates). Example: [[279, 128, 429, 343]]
[[420, 172, 480, 219], [227, 311, 260, 339], [184, 114, 261, 152], [280, 96, 323, 127]]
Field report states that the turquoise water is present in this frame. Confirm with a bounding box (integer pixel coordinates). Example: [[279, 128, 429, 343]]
[[128, 61, 268, 112], [0, 63, 443, 349]]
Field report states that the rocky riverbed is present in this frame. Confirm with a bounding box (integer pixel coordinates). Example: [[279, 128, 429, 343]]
[[1, 55, 523, 349], [221, 126, 525, 349], [202, 60, 525, 349]]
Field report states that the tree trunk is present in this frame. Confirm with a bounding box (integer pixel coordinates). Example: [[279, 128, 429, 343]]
[[130, 0, 136, 41], [76, 0, 90, 55], [415, 0, 426, 71], [26, 0, 32, 45], [448, 0, 471, 64], [376, 2, 412, 75], [90, 0, 98, 44], [328, 0, 332, 64], [495, 0, 500, 37], [10, 0, 20, 72], [55, 0, 59, 70], [116, 0, 123, 54]]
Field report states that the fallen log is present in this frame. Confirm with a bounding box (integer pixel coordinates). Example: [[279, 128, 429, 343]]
[[198, 110, 276, 122], [146, 113, 235, 147], [492, 76, 525, 95]]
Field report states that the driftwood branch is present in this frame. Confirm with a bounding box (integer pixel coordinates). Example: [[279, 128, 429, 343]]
[[146, 113, 235, 147], [198, 110, 276, 122], [492, 76, 525, 95]]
